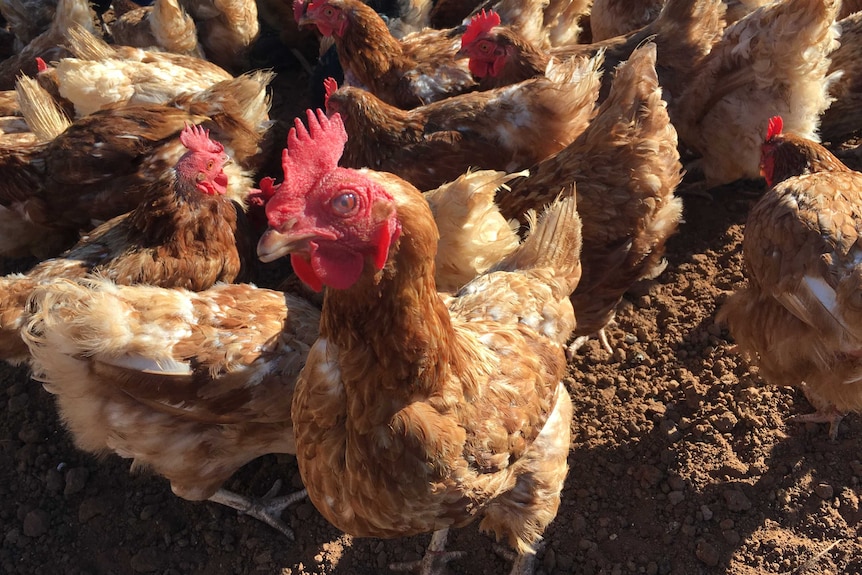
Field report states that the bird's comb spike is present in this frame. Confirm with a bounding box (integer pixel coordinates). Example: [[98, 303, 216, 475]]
[[323, 77, 338, 109], [280, 108, 348, 198], [766, 116, 783, 141], [462, 9, 501, 47], [179, 123, 224, 154], [35, 57, 48, 73]]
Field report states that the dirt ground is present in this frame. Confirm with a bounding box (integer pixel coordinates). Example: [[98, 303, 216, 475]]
[[1, 32, 862, 575]]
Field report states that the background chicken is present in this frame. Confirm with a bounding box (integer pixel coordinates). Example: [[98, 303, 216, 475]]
[[0, 0, 94, 90], [39, 23, 232, 118], [109, 0, 205, 58], [295, 0, 477, 109], [819, 10, 862, 144], [457, 0, 726, 104], [719, 116, 862, 439], [324, 52, 603, 191], [0, 124, 252, 364], [259, 108, 582, 574], [673, 0, 840, 189], [0, 71, 272, 258], [589, 0, 665, 41], [23, 277, 320, 537], [495, 43, 683, 353]]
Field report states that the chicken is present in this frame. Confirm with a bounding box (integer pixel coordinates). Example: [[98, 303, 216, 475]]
[[43, 24, 233, 117], [0, 124, 252, 364], [0, 0, 95, 90], [457, 0, 726, 103], [495, 43, 683, 352], [23, 277, 320, 537], [820, 11, 862, 144], [177, 0, 260, 72], [0, 70, 272, 258], [0, 0, 58, 52], [424, 169, 522, 292], [589, 0, 665, 41], [257, 108, 582, 575], [110, 0, 205, 58], [294, 0, 477, 108], [323, 52, 603, 191], [673, 0, 840, 188], [718, 116, 862, 439]]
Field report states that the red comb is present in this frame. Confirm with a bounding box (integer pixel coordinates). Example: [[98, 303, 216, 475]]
[[35, 57, 47, 72], [766, 116, 783, 141], [323, 77, 338, 109], [462, 9, 501, 47], [280, 108, 348, 198], [179, 124, 225, 154]]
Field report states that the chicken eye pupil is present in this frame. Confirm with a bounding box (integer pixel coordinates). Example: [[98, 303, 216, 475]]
[[332, 192, 357, 215]]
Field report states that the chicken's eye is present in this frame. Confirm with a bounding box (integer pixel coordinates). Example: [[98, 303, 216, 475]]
[[478, 41, 492, 53], [207, 159, 215, 170], [323, 6, 335, 16], [331, 192, 358, 215]]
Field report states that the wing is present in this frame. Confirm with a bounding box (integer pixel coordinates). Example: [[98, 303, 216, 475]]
[[744, 171, 862, 345]]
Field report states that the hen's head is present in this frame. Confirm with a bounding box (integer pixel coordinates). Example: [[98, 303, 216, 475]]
[[257, 109, 402, 292], [176, 124, 230, 196], [297, 0, 349, 38], [760, 115, 849, 187], [457, 10, 505, 78]]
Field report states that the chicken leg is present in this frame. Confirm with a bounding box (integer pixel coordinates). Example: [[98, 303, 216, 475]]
[[788, 406, 847, 441], [389, 528, 466, 574], [207, 480, 307, 539]]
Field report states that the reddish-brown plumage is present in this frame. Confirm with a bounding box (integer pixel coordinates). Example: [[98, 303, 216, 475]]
[[323, 52, 602, 191], [458, 0, 726, 102], [495, 43, 683, 347], [296, 0, 476, 109], [262, 109, 583, 568], [719, 118, 862, 438], [24, 278, 321, 503], [0, 127, 254, 365], [0, 73, 271, 258]]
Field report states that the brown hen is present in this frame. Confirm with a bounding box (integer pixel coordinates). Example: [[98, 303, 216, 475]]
[[23, 277, 320, 537], [719, 116, 862, 439], [258, 108, 582, 575], [496, 43, 683, 352], [0, 71, 272, 258], [0, 125, 254, 364], [323, 52, 603, 191]]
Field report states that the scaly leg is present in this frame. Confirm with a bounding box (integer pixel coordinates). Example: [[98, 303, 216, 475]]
[[788, 406, 847, 441], [389, 528, 466, 574], [493, 541, 543, 575], [208, 480, 307, 539]]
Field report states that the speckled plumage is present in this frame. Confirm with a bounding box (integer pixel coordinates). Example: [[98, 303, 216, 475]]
[[0, 72, 272, 258], [23, 278, 320, 501], [496, 44, 683, 343], [720, 129, 862, 432], [326, 53, 603, 191], [291, 170, 582, 566]]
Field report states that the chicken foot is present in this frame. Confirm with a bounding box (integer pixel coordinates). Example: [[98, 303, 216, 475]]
[[389, 528, 466, 575], [493, 540, 544, 575], [207, 480, 307, 539], [788, 406, 848, 441]]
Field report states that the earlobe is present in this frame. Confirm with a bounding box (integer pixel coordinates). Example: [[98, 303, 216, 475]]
[[373, 217, 402, 271]]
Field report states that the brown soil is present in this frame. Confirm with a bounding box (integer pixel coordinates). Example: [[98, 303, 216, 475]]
[[1, 37, 861, 575]]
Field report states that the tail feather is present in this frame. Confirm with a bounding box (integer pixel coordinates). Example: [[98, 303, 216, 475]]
[[0, 273, 38, 364], [16, 75, 70, 141], [493, 185, 582, 298], [425, 169, 523, 292]]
